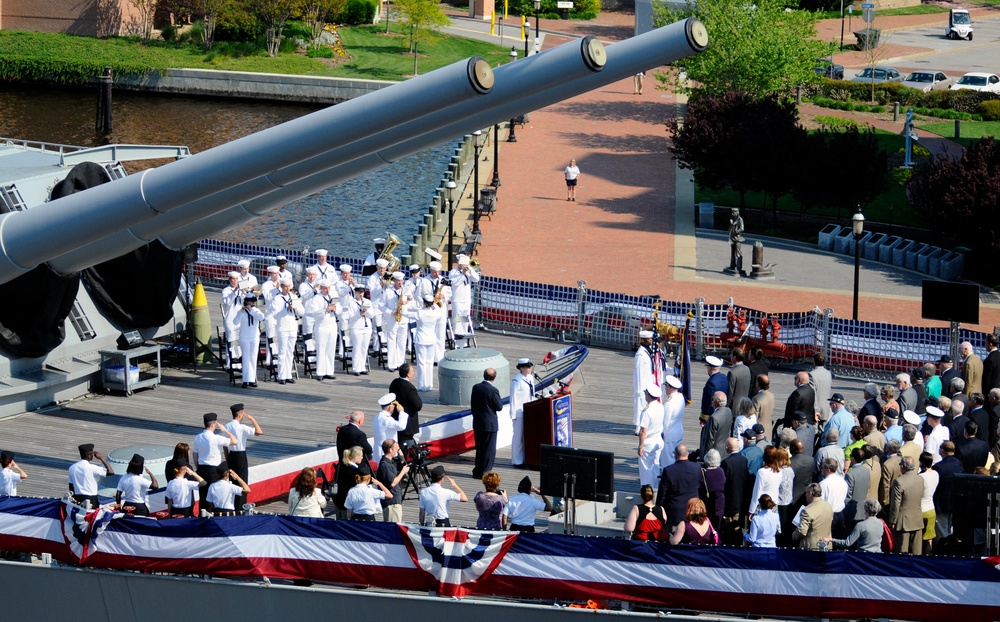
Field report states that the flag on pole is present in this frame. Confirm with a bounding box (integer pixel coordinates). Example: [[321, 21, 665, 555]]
[[679, 311, 693, 404]]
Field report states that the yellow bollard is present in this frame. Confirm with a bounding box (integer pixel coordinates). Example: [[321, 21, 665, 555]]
[[191, 280, 212, 365]]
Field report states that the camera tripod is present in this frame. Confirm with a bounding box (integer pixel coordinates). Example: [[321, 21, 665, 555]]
[[401, 460, 432, 501]]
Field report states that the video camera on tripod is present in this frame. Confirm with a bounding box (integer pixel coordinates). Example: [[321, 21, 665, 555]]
[[400, 439, 431, 466]]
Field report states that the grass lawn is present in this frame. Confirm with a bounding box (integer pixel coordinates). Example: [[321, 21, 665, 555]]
[[812, 4, 947, 19], [696, 130, 927, 228], [323, 24, 513, 79], [917, 120, 1000, 148], [0, 24, 512, 83]]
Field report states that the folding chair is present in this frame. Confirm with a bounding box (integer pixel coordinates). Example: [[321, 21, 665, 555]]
[[301, 333, 317, 379], [373, 324, 388, 369], [226, 341, 242, 385]]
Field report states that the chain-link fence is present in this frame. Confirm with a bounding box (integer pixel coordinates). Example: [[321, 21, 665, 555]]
[[193, 239, 994, 380]]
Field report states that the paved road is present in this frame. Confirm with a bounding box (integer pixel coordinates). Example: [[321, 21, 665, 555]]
[[884, 16, 1000, 74]]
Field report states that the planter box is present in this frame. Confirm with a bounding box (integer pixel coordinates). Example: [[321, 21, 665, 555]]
[[848, 231, 872, 257], [833, 227, 855, 255], [940, 253, 965, 281], [917, 245, 940, 273], [928, 249, 951, 277], [879, 235, 903, 264], [864, 232, 887, 261], [905, 242, 928, 271], [892, 239, 914, 267]]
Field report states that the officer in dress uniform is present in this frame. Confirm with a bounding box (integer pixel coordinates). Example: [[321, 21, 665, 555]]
[[221, 271, 246, 345], [236, 259, 259, 293], [224, 403, 262, 513], [362, 237, 386, 276], [311, 249, 336, 282], [448, 254, 479, 348], [344, 285, 374, 376], [236, 293, 265, 388], [510, 358, 537, 468], [306, 279, 340, 380], [381, 271, 411, 371], [269, 278, 303, 384], [275, 255, 293, 283], [407, 294, 446, 392], [373, 393, 409, 463], [633, 330, 663, 435], [298, 267, 321, 335], [424, 260, 451, 363], [260, 266, 281, 341], [193, 412, 238, 508]]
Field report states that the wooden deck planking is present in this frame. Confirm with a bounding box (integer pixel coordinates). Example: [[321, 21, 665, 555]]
[[1, 291, 871, 529]]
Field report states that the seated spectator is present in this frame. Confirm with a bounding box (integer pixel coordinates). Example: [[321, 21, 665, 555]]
[[745, 494, 780, 548], [624, 484, 669, 541], [669, 498, 719, 546], [829, 499, 884, 552], [474, 472, 508, 530], [288, 467, 328, 518]]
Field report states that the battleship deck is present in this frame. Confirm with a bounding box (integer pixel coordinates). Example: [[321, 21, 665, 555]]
[[0, 309, 870, 529]]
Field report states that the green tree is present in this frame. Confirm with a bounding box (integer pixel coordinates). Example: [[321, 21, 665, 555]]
[[653, 0, 827, 98], [251, 0, 300, 57], [303, 0, 347, 46], [190, 0, 233, 49], [395, 0, 448, 75]]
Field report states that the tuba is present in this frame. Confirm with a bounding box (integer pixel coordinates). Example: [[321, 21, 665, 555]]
[[378, 233, 402, 274]]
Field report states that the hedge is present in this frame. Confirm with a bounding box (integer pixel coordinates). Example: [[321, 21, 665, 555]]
[[806, 77, 1000, 113]]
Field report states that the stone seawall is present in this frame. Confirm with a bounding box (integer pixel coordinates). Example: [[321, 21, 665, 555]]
[[109, 68, 394, 104]]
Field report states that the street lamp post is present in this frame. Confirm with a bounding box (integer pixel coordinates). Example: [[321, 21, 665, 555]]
[[445, 179, 457, 270], [507, 47, 519, 143], [491, 124, 500, 186], [852, 206, 865, 321], [523, 17, 529, 58], [839, 0, 845, 50], [472, 130, 483, 235], [534, 0, 541, 55]]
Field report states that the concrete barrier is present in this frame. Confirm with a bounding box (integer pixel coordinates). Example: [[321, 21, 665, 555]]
[[892, 239, 914, 267], [928, 249, 950, 277], [879, 235, 902, 264], [905, 242, 928, 271], [818, 224, 841, 251], [833, 228, 854, 255], [941, 252, 965, 281], [916, 245, 939, 273], [848, 231, 872, 257], [864, 232, 887, 260]]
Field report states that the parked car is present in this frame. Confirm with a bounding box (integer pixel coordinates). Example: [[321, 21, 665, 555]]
[[814, 58, 845, 80], [945, 8, 973, 40], [901, 70, 953, 92], [851, 66, 904, 84], [949, 72, 1000, 92]]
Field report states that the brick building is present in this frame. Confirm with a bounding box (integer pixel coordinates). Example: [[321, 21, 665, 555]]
[[0, 0, 144, 37]]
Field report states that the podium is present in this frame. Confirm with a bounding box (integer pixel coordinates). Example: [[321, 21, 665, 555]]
[[522, 392, 573, 468]]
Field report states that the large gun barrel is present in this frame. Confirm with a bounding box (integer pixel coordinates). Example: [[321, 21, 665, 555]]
[[0, 57, 494, 284], [37, 18, 706, 278]]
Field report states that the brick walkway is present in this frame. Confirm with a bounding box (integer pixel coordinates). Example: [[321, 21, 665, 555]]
[[470, 10, 1000, 332]]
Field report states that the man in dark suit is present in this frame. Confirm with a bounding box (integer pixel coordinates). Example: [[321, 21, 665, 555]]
[[938, 355, 959, 403], [861, 383, 883, 428], [720, 438, 747, 545], [336, 410, 373, 474], [701, 356, 728, 421], [470, 367, 503, 479], [784, 372, 816, 431], [982, 334, 1000, 394], [955, 420, 989, 473], [656, 444, 702, 529], [968, 394, 990, 444], [987, 389, 1000, 449], [933, 441, 962, 539], [389, 363, 422, 446], [727, 347, 752, 408]]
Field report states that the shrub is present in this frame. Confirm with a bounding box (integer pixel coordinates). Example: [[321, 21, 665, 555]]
[[339, 0, 377, 25], [160, 24, 177, 41], [979, 100, 1000, 121], [307, 45, 334, 58]]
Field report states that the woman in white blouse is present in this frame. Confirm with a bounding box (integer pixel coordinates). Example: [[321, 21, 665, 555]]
[[288, 467, 328, 518]]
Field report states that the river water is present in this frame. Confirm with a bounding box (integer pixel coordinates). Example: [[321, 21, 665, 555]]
[[0, 83, 452, 259]]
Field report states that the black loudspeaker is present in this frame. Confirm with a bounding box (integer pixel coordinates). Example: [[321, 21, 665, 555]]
[[116, 330, 144, 350], [922, 280, 979, 325]]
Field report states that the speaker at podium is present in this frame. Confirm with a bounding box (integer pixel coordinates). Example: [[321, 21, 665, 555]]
[[522, 392, 574, 468]]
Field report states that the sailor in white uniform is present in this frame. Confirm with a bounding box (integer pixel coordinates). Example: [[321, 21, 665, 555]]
[[260, 266, 281, 340], [424, 260, 451, 362], [344, 285, 373, 375], [221, 271, 245, 344], [381, 271, 412, 371], [633, 330, 659, 435], [363, 237, 386, 275], [408, 294, 446, 391], [298, 267, 321, 335], [366, 258, 390, 349], [269, 278, 303, 384], [306, 280, 340, 380], [448, 254, 479, 348], [373, 392, 409, 463], [660, 375, 686, 468], [637, 382, 665, 487], [510, 358, 537, 467], [275, 255, 293, 283], [236, 294, 265, 388], [236, 259, 259, 293], [311, 249, 336, 282]]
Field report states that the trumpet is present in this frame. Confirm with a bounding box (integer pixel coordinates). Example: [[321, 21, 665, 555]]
[[470, 258, 480, 270]]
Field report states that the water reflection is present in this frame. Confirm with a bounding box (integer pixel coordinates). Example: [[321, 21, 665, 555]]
[[0, 83, 451, 258]]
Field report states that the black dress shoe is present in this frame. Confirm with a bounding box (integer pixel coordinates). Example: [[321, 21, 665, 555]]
[[242, 383, 248, 388], [249, 382, 257, 387], [286, 379, 295, 384], [361, 371, 369, 375], [278, 380, 286, 385], [317, 376, 323, 381], [353, 372, 361, 376], [327, 375, 336, 380]]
